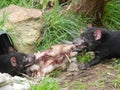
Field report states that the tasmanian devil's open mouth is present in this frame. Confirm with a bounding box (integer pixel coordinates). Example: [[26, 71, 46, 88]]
[[24, 62, 35, 68], [76, 44, 86, 48], [24, 59, 36, 68], [73, 44, 87, 52]]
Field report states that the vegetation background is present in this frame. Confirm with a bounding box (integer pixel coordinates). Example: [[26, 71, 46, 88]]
[[0, 0, 120, 90]]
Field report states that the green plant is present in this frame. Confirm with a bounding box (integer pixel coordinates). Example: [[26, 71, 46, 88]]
[[77, 51, 93, 63], [49, 70, 62, 77], [0, 0, 41, 9], [0, 12, 8, 29], [113, 58, 120, 73], [36, 6, 89, 51], [112, 75, 120, 89], [0, 12, 18, 41], [30, 76, 60, 90], [40, 0, 59, 10], [0, 11, 26, 49], [97, 79, 105, 89], [102, 0, 120, 30], [71, 81, 87, 90]]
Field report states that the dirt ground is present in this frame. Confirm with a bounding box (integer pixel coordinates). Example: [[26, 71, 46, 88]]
[[56, 61, 118, 90]]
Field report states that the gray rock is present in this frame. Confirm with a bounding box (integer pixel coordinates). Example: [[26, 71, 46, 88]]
[[67, 58, 79, 72], [0, 73, 33, 90]]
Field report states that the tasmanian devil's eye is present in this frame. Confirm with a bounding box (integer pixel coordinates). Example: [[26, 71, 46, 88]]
[[82, 37, 87, 42]]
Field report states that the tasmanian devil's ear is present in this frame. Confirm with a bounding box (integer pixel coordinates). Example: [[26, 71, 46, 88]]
[[8, 46, 14, 52], [94, 30, 102, 40], [10, 56, 17, 67]]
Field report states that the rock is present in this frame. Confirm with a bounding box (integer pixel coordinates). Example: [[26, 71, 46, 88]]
[[67, 62, 79, 72], [0, 73, 11, 87], [67, 58, 79, 72], [0, 5, 42, 23], [0, 73, 33, 90], [0, 5, 43, 54]]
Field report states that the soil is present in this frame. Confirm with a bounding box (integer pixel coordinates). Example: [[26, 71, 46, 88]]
[[56, 60, 118, 90]]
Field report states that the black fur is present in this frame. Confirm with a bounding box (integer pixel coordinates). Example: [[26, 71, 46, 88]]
[[73, 27, 120, 68], [0, 51, 35, 76]]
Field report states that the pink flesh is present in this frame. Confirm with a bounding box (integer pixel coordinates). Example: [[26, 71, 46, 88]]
[[33, 44, 75, 75]]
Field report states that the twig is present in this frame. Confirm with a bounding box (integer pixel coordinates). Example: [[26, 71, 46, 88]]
[[19, 73, 31, 80], [65, 54, 71, 63]]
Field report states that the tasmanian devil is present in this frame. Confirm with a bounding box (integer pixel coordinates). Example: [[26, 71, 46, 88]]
[[0, 51, 35, 76], [73, 26, 120, 68]]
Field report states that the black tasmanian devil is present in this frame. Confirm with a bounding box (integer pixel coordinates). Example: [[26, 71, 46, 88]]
[[0, 51, 35, 76], [73, 26, 120, 68]]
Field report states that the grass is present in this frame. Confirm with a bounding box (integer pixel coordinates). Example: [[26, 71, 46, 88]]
[[1, 1, 120, 90], [49, 70, 62, 77], [71, 81, 87, 90], [30, 76, 60, 90], [0, 12, 8, 29], [0, 0, 60, 10], [0, 0, 41, 9], [102, 1, 120, 89], [102, 0, 120, 30], [36, 6, 89, 51], [0, 12, 19, 45], [112, 75, 120, 89], [77, 51, 93, 64], [113, 59, 120, 75], [0, 12, 15, 35]]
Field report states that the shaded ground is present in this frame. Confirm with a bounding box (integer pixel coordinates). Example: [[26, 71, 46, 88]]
[[56, 61, 118, 90]]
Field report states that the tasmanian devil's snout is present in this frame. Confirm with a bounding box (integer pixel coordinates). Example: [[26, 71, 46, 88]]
[[73, 37, 88, 52], [22, 54, 35, 68]]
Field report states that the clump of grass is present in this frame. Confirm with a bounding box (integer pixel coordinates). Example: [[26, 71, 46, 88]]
[[0, 0, 41, 9], [36, 6, 89, 51], [102, 0, 120, 30], [0, 12, 16, 34], [40, 0, 59, 10], [114, 59, 120, 73], [112, 60, 120, 89], [0, 12, 8, 29], [49, 70, 62, 77], [112, 75, 120, 89], [77, 51, 93, 64], [71, 81, 87, 90], [30, 76, 60, 90]]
